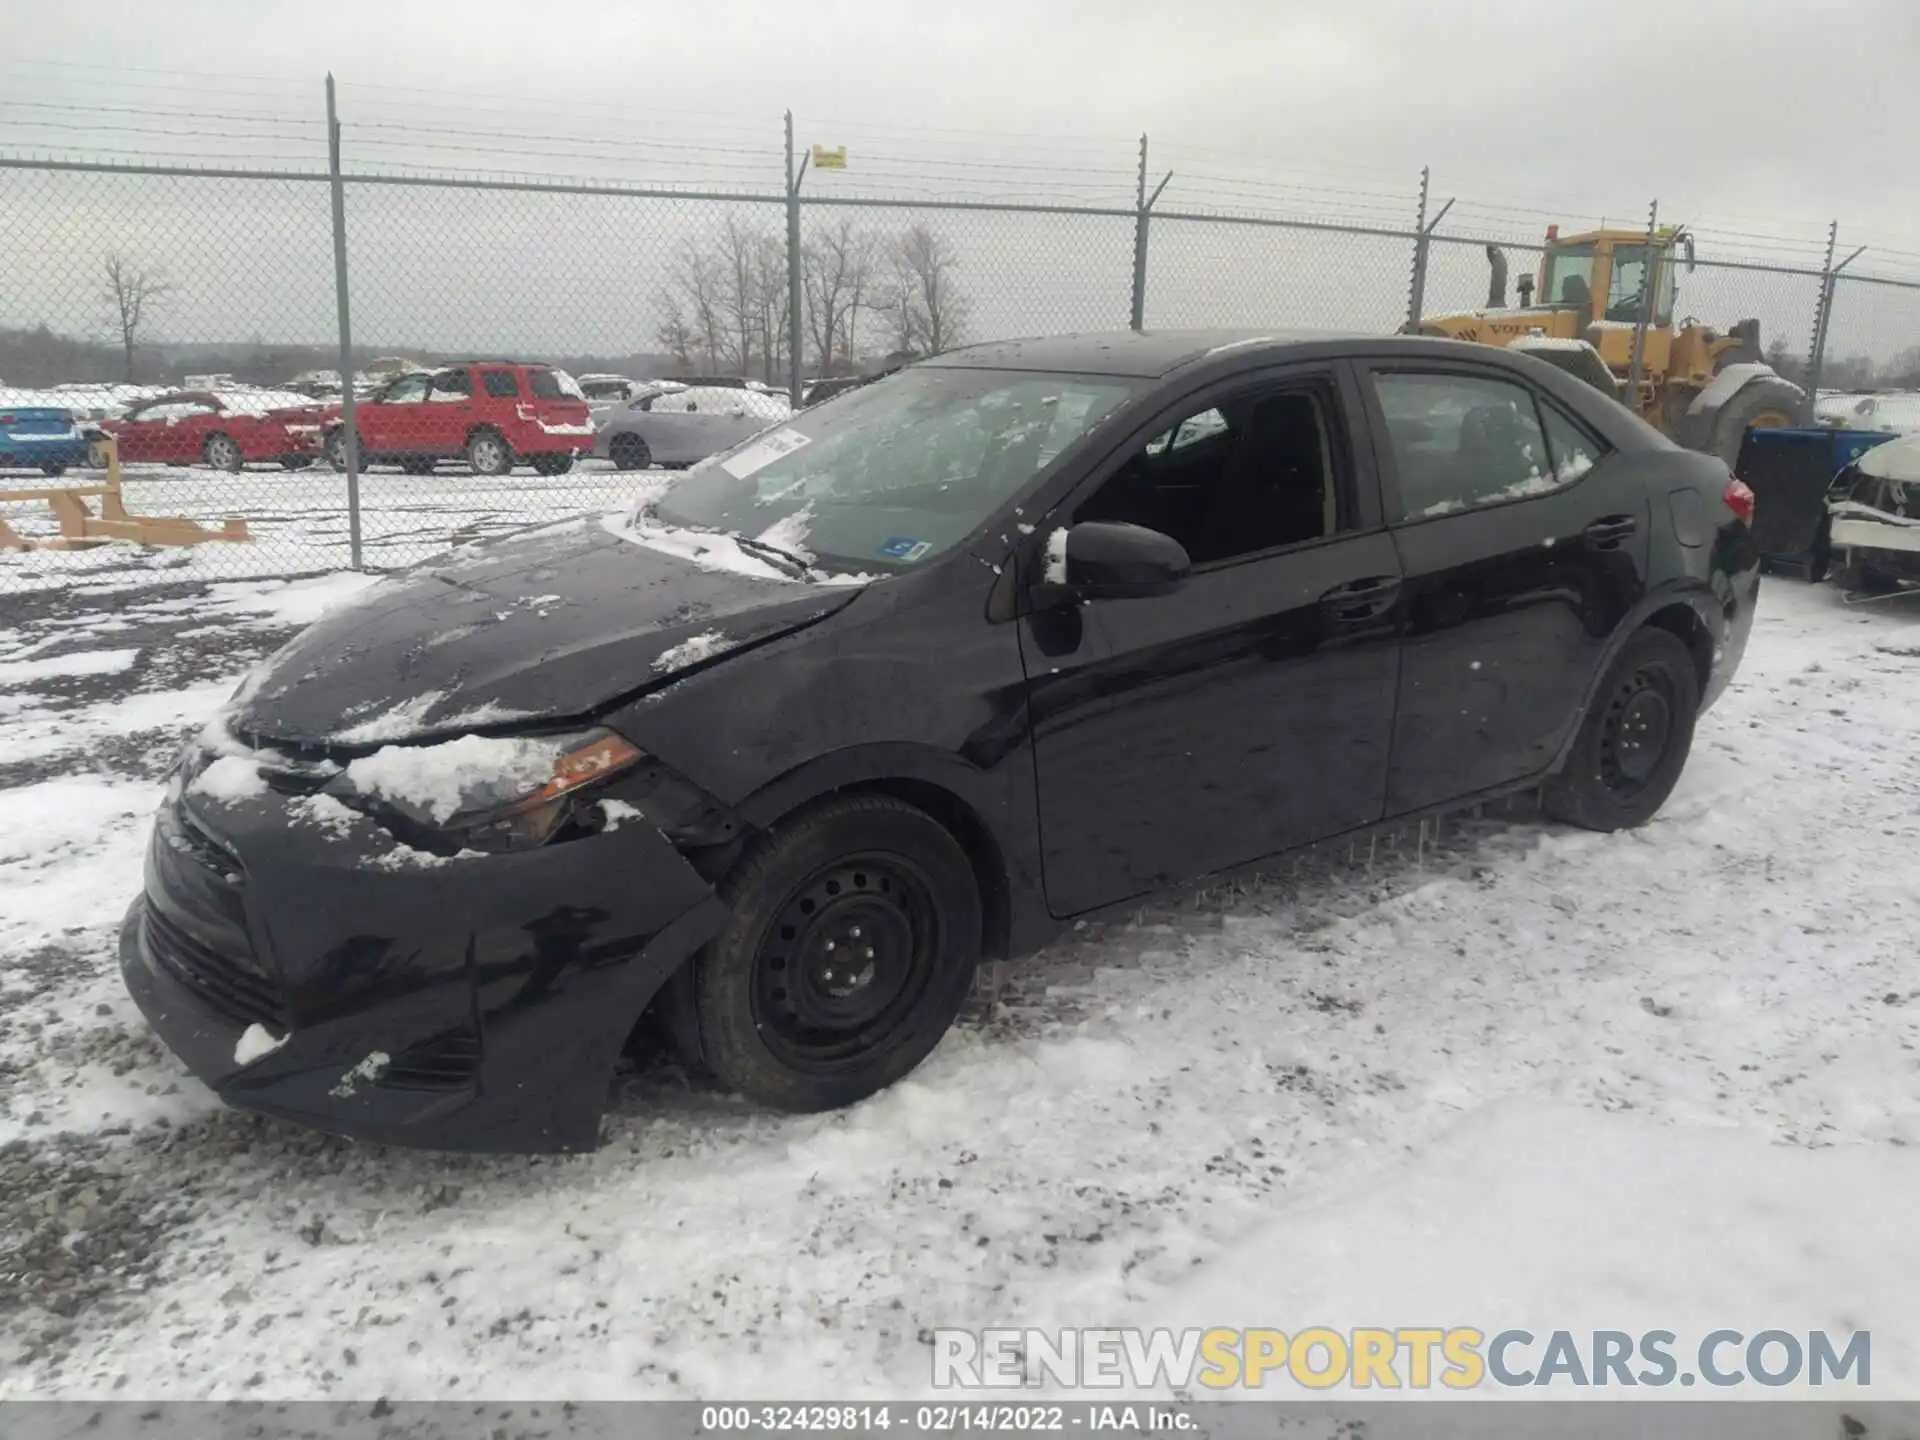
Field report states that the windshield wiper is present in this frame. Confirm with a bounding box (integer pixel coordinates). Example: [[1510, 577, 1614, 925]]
[[732, 535, 813, 578]]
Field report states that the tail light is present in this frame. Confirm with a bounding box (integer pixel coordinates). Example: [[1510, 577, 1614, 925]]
[[0, 415, 13, 426], [1724, 477, 1756, 526]]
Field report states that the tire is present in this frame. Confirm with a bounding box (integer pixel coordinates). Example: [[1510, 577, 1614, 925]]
[[1544, 628, 1700, 832], [39, 462, 66, 478], [531, 452, 574, 476], [399, 458, 436, 476], [324, 430, 354, 473], [279, 456, 313, 471], [609, 432, 651, 471], [202, 433, 244, 473], [1706, 376, 1801, 470], [679, 794, 982, 1111], [466, 429, 513, 477]]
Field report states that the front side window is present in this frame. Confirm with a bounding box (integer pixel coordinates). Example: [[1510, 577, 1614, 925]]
[[1077, 385, 1346, 566], [648, 367, 1141, 574], [378, 375, 431, 404], [1371, 371, 1562, 521], [1605, 245, 1672, 324], [428, 369, 473, 402]]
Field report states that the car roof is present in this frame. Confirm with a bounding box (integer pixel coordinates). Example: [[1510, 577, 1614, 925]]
[[920, 328, 1619, 380], [923, 329, 1369, 377]]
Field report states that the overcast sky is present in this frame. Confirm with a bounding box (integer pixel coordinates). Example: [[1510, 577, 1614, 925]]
[[5, 0, 1919, 366], [15, 0, 1918, 248]]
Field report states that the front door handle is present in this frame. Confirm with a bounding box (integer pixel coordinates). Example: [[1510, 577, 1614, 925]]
[[1318, 575, 1401, 623], [1584, 514, 1638, 549]]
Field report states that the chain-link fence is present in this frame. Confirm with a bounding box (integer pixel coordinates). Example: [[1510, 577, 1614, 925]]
[[5, 93, 1919, 593]]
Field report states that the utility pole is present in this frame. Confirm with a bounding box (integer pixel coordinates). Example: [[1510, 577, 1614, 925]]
[[325, 74, 361, 571]]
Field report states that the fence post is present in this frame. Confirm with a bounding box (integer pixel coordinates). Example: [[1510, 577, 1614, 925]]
[[325, 74, 362, 572], [1405, 167, 1431, 330], [1128, 135, 1171, 332], [1625, 199, 1658, 410], [1802, 220, 1840, 424], [785, 112, 806, 408], [1403, 169, 1453, 331]]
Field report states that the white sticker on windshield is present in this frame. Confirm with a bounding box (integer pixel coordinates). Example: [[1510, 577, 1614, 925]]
[[719, 427, 812, 479]]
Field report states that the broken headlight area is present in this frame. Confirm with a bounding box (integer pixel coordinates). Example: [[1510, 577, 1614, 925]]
[[326, 727, 645, 855]]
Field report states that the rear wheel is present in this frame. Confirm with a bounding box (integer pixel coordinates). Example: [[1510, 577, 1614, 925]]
[[609, 433, 651, 471], [1707, 376, 1801, 469], [531, 452, 574, 476], [1544, 628, 1700, 831], [466, 428, 512, 476], [202, 433, 244, 472], [675, 794, 982, 1111], [39, 462, 66, 478]]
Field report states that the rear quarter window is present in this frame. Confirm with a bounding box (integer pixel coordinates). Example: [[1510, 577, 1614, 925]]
[[481, 370, 521, 398]]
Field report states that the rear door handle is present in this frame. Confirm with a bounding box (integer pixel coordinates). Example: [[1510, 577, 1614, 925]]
[[1584, 514, 1638, 548], [1318, 575, 1401, 623]]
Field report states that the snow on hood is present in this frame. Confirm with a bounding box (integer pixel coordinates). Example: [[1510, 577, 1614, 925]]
[[224, 517, 861, 747], [1858, 431, 1920, 483]]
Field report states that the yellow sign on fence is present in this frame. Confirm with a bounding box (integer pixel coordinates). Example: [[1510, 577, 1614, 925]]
[[811, 144, 848, 170]]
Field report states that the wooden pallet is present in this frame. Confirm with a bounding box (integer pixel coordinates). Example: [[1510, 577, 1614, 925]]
[[0, 436, 250, 551]]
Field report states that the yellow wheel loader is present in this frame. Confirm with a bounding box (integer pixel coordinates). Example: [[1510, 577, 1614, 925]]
[[1416, 225, 1805, 469]]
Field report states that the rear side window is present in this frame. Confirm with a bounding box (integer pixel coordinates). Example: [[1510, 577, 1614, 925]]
[[529, 369, 585, 401], [1539, 401, 1606, 483], [428, 369, 473, 402], [1370, 371, 1561, 521], [481, 370, 520, 398]]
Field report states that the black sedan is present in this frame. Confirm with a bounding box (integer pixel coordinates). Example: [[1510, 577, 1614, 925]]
[[121, 331, 1759, 1153]]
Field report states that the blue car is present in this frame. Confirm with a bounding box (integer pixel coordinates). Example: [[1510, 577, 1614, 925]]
[[0, 397, 92, 476]]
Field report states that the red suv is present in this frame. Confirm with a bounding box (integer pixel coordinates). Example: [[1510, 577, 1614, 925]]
[[323, 363, 594, 476]]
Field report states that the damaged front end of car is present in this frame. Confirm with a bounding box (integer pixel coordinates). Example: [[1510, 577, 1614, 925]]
[[120, 712, 744, 1153]]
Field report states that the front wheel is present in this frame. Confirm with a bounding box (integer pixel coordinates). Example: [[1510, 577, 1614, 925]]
[[203, 433, 244, 473], [39, 462, 67, 478], [530, 452, 574, 476], [1544, 628, 1700, 831], [676, 794, 982, 1111], [466, 429, 513, 477]]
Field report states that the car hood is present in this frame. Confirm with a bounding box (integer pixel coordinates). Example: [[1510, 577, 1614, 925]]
[[227, 519, 860, 747]]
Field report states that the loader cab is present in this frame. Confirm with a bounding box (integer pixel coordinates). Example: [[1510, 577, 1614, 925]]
[[1539, 227, 1686, 373]]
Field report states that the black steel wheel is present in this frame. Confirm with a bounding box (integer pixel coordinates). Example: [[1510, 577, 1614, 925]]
[[672, 794, 982, 1111], [1545, 628, 1700, 831]]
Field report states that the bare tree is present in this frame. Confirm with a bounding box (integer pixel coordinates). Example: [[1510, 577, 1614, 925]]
[[654, 292, 698, 371], [893, 224, 968, 355], [101, 253, 171, 382], [660, 241, 728, 371], [714, 214, 769, 378], [750, 231, 791, 386], [804, 219, 879, 375]]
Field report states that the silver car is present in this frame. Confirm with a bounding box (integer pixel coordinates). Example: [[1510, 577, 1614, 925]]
[[595, 385, 794, 470]]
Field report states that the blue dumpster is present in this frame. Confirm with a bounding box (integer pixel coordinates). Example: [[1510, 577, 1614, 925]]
[[1734, 426, 1900, 579]]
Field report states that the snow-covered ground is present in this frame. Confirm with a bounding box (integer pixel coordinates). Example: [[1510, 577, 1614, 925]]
[[0, 571, 1917, 1403], [0, 460, 637, 591]]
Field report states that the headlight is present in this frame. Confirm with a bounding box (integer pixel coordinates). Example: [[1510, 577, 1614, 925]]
[[333, 726, 644, 853]]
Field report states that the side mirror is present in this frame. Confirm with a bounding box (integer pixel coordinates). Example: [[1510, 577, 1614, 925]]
[[1041, 521, 1191, 601]]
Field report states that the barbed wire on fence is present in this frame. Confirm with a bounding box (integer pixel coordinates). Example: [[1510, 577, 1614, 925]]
[[4, 74, 1920, 592]]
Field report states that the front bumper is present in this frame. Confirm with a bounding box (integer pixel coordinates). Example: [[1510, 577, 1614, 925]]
[[121, 783, 724, 1153]]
